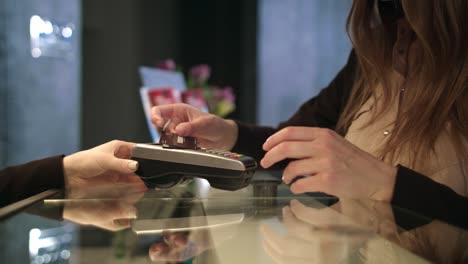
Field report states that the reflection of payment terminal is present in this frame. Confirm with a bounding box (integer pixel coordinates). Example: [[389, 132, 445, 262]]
[[131, 134, 257, 190], [132, 214, 245, 234], [133, 189, 244, 234], [132, 190, 238, 262]]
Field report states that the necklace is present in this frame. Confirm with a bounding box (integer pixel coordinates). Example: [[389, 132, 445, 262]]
[[383, 19, 413, 137]]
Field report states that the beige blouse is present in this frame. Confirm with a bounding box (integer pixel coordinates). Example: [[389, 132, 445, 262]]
[[344, 19, 468, 195]]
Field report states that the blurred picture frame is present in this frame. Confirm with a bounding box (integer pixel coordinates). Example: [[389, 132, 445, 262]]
[[139, 66, 187, 142], [139, 87, 182, 142], [138, 66, 209, 141]]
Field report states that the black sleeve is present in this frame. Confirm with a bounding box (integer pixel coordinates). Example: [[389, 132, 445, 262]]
[[232, 50, 357, 165], [0, 156, 65, 207], [25, 201, 65, 221], [391, 165, 468, 229]]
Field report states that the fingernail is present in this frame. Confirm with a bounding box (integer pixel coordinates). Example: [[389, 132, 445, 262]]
[[152, 107, 161, 117], [291, 187, 299, 194], [263, 138, 270, 150], [162, 118, 171, 132], [127, 207, 137, 218], [128, 161, 138, 170], [282, 175, 289, 184]]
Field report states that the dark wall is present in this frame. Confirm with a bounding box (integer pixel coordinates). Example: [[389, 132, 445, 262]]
[[82, 0, 181, 148], [180, 0, 257, 123], [82, 0, 257, 148]]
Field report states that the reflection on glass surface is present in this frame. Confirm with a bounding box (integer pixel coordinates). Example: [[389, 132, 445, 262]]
[[1, 180, 467, 263], [29, 224, 74, 264]]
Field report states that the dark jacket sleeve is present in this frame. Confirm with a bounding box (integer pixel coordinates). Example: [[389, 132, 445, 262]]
[[232, 50, 357, 165], [0, 156, 65, 207], [391, 165, 468, 229]]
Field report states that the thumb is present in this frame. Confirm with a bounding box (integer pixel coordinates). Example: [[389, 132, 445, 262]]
[[175, 116, 213, 137], [104, 157, 139, 173]]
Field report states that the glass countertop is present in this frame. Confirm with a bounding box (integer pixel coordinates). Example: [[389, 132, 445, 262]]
[[1, 173, 467, 263]]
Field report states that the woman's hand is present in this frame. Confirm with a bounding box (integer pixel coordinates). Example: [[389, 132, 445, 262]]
[[63, 140, 146, 191], [62, 185, 145, 231], [151, 103, 238, 150], [260, 127, 397, 201], [261, 200, 369, 264]]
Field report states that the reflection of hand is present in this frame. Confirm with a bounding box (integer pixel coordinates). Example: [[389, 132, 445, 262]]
[[261, 127, 397, 201], [335, 199, 398, 239], [262, 200, 371, 264], [151, 103, 238, 150], [63, 184, 145, 231], [63, 140, 146, 192], [148, 230, 211, 262]]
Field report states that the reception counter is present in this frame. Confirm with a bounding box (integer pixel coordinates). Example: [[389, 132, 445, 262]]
[[0, 172, 467, 263]]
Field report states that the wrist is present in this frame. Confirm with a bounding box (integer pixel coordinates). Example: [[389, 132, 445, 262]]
[[62, 153, 83, 189], [374, 163, 398, 202], [224, 119, 239, 150]]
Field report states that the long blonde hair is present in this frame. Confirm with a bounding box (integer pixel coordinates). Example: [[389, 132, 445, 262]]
[[337, 0, 468, 164]]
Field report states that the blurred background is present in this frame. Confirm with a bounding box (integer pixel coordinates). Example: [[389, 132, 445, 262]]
[[0, 0, 351, 167], [1, 1, 351, 263]]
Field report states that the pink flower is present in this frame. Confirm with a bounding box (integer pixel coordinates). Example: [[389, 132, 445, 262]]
[[205, 86, 235, 117], [211, 86, 235, 103], [156, 59, 176, 71], [189, 64, 211, 84], [220, 86, 235, 104]]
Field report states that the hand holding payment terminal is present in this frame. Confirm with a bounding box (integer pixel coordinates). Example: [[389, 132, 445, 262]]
[[131, 132, 257, 191]]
